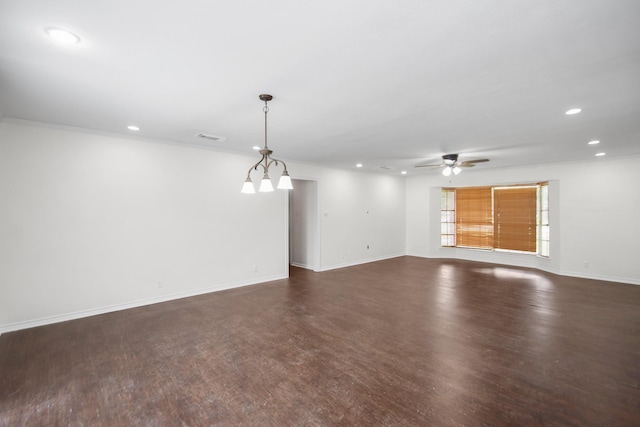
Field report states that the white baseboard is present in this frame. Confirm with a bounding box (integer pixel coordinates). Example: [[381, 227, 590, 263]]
[[0, 274, 286, 335], [536, 266, 640, 286], [408, 252, 639, 286], [319, 253, 405, 272], [3, 256, 636, 336], [290, 262, 314, 270]]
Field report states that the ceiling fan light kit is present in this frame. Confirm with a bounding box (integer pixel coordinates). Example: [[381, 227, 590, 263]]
[[241, 94, 293, 194]]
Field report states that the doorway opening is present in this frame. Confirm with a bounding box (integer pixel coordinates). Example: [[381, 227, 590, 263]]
[[289, 179, 320, 271]]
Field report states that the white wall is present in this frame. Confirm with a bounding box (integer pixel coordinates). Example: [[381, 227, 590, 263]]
[[288, 164, 406, 271], [406, 157, 640, 285], [0, 120, 407, 332], [0, 121, 289, 332]]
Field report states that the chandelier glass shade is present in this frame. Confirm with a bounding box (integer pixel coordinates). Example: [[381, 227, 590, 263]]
[[241, 94, 293, 194]]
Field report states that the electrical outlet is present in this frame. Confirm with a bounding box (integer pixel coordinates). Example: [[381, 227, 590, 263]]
[[157, 280, 163, 288]]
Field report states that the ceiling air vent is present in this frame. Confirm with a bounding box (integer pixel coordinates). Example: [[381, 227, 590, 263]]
[[196, 133, 227, 142]]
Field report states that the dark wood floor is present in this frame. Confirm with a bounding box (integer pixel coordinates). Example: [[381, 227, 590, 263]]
[[1, 257, 639, 426]]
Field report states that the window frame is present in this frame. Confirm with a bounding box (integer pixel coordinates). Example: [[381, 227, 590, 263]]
[[440, 182, 549, 256]]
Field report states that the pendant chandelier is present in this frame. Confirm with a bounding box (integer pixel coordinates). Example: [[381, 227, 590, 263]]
[[241, 94, 293, 193]]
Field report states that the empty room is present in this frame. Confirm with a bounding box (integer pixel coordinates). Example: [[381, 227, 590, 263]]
[[1, 0, 639, 425]]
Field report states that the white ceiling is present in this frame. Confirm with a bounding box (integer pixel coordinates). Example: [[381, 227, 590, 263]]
[[1, 0, 639, 174]]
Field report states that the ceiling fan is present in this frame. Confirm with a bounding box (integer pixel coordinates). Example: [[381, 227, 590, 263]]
[[415, 154, 489, 176]]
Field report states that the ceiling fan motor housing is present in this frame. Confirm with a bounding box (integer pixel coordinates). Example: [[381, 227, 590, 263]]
[[443, 154, 458, 165]]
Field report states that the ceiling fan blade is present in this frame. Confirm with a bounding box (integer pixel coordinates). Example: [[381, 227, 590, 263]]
[[415, 163, 445, 168], [459, 158, 489, 166], [459, 163, 476, 168]]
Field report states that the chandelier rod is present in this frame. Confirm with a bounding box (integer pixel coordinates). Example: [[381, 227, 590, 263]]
[[264, 98, 269, 150]]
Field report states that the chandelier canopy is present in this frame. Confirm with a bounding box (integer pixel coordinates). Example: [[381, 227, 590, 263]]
[[241, 94, 293, 194]]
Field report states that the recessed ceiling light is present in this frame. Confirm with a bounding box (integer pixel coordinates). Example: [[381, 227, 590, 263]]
[[356, 163, 363, 168], [252, 146, 261, 151], [127, 125, 140, 131], [595, 152, 606, 157], [588, 140, 600, 145], [401, 171, 407, 175], [45, 27, 80, 44], [565, 108, 582, 115]]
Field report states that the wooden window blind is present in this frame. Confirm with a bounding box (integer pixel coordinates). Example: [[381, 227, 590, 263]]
[[455, 187, 493, 249], [493, 186, 537, 252]]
